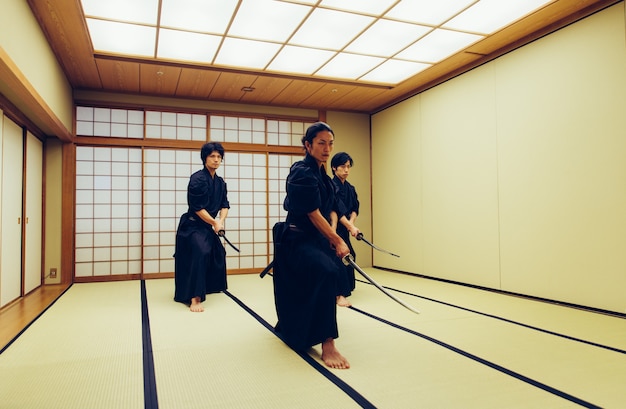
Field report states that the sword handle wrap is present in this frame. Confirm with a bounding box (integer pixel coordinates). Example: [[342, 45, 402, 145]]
[[342, 254, 354, 266]]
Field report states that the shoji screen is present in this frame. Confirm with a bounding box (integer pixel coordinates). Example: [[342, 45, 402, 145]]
[[75, 106, 311, 279], [75, 146, 143, 278]]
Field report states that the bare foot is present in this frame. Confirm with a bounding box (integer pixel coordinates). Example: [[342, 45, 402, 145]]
[[336, 295, 351, 307], [190, 297, 204, 312], [321, 338, 350, 369]]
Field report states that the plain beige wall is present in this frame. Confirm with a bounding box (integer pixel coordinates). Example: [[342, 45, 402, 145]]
[[43, 139, 63, 285], [372, 3, 626, 313], [327, 111, 372, 267], [371, 97, 424, 273], [0, 0, 73, 132]]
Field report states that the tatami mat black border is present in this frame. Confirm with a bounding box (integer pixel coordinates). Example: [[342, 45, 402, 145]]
[[356, 278, 626, 355], [224, 290, 377, 409], [349, 306, 602, 409], [141, 280, 159, 409], [372, 268, 626, 320]]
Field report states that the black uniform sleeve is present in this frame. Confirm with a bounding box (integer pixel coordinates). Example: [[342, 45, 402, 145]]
[[286, 163, 321, 214], [188, 172, 209, 212], [218, 177, 230, 210], [350, 183, 360, 215]]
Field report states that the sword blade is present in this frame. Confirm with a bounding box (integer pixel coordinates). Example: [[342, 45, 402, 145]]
[[356, 234, 400, 257], [343, 255, 419, 314]]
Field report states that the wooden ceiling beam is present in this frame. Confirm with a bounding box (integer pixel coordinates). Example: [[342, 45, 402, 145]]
[[0, 46, 72, 141]]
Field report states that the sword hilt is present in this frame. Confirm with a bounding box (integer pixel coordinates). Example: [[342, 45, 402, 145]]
[[218, 230, 226, 237], [342, 254, 354, 266]]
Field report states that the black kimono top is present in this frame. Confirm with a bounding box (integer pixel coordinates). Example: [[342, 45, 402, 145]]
[[187, 167, 230, 218], [284, 154, 341, 234], [332, 176, 359, 221]]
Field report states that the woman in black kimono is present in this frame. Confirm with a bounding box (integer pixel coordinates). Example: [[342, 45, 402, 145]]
[[174, 142, 230, 312], [331, 152, 360, 306], [272, 122, 357, 369]]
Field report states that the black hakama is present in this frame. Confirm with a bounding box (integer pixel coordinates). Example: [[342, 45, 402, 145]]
[[272, 154, 343, 351], [174, 167, 229, 304], [332, 176, 360, 296]]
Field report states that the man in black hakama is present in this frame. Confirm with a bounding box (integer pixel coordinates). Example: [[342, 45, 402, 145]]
[[174, 142, 230, 312], [331, 152, 360, 305], [272, 122, 359, 369]]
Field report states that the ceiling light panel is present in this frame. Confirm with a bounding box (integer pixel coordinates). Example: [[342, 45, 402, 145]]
[[214, 37, 282, 69], [86, 19, 156, 56], [228, 0, 312, 42], [157, 29, 221, 63], [316, 53, 384, 80], [289, 8, 375, 50], [385, 0, 477, 26], [396, 28, 483, 63], [160, 0, 238, 33], [268, 46, 336, 75], [443, 0, 554, 34], [360, 59, 430, 84], [81, 0, 158, 24], [345, 19, 431, 57], [319, 0, 399, 16], [80, 0, 557, 85]]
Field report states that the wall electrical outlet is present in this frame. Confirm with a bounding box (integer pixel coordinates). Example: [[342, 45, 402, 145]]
[[50, 268, 57, 279]]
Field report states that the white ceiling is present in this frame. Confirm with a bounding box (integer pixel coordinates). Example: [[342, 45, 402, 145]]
[[81, 0, 555, 86]]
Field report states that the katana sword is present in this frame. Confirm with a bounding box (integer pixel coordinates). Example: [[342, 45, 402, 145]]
[[343, 255, 420, 314], [218, 230, 240, 252], [356, 233, 400, 258]]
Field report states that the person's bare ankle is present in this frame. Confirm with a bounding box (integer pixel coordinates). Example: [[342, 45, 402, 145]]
[[336, 295, 351, 307], [190, 297, 204, 312], [321, 338, 350, 369]]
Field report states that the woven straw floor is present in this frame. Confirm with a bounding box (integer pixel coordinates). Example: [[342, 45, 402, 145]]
[[1, 269, 625, 408]]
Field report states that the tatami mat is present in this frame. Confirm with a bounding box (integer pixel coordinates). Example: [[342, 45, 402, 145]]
[[230, 273, 594, 408], [145, 278, 362, 409], [337, 269, 626, 408], [0, 281, 144, 409], [2, 271, 624, 408]]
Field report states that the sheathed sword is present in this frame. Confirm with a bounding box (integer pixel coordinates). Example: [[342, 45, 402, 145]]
[[218, 230, 240, 252], [343, 255, 420, 314], [356, 233, 400, 258], [259, 260, 273, 278]]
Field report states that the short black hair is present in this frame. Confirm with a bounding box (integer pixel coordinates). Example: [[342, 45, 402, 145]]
[[200, 142, 225, 164], [331, 152, 353, 175]]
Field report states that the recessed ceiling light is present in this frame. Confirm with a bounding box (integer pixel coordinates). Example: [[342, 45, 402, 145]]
[[215, 38, 281, 69], [80, 0, 557, 85], [157, 29, 221, 63], [289, 8, 374, 50], [160, 0, 238, 32], [86, 18, 156, 57], [316, 53, 384, 80], [228, 0, 311, 42], [396, 28, 483, 63]]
